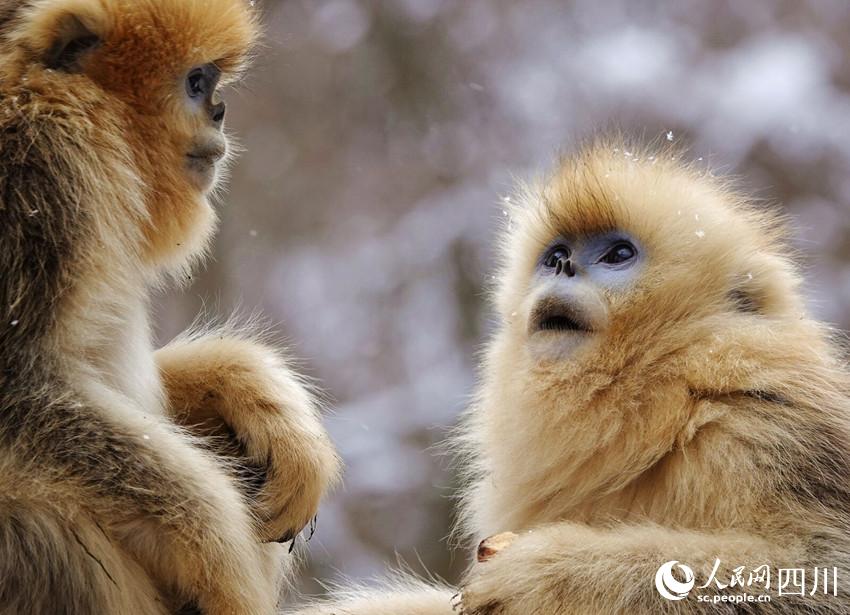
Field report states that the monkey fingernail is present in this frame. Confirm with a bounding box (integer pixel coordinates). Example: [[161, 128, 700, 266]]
[[476, 531, 517, 562], [272, 529, 296, 544]]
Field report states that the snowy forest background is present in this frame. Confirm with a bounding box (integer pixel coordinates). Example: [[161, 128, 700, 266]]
[[156, 0, 850, 597]]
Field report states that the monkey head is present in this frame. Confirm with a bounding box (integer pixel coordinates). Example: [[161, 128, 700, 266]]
[[492, 141, 807, 385], [1, 0, 257, 271], [469, 140, 824, 529]]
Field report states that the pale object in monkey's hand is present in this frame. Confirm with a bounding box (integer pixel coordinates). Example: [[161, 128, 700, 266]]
[[477, 531, 519, 563]]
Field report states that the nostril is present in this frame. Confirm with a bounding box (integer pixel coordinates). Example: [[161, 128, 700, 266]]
[[554, 257, 576, 277], [210, 101, 226, 124]]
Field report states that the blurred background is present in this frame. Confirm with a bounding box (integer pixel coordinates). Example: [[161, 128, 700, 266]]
[[156, 0, 850, 597]]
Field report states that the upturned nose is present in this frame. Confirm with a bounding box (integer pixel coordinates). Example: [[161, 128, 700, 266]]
[[554, 256, 576, 277], [209, 101, 226, 127]]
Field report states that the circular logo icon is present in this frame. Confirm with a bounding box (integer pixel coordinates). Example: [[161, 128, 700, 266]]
[[655, 561, 695, 601]]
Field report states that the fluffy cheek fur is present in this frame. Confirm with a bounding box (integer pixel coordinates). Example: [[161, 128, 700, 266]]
[[130, 109, 217, 268]]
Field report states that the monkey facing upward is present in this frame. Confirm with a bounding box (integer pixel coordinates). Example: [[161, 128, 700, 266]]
[[293, 140, 850, 614], [0, 1, 339, 614]]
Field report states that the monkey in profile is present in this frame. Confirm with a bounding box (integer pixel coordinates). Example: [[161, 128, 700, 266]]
[[0, 1, 339, 614], [293, 140, 850, 614]]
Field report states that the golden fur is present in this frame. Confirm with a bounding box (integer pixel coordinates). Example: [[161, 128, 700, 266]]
[[0, 1, 339, 613], [8, 0, 258, 266], [292, 139, 850, 614]]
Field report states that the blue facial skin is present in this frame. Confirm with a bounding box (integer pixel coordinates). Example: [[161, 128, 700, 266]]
[[536, 232, 644, 294], [186, 64, 222, 107], [527, 232, 644, 359]]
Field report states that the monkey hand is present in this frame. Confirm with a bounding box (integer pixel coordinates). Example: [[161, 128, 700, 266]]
[[460, 522, 787, 615], [156, 333, 341, 544], [459, 527, 586, 615]]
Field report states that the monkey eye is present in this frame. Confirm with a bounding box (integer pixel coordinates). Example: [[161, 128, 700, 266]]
[[186, 64, 220, 99], [543, 246, 571, 268], [187, 70, 206, 98], [599, 242, 636, 265]]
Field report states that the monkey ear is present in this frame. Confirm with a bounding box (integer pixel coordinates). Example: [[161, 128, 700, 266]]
[[44, 14, 100, 72]]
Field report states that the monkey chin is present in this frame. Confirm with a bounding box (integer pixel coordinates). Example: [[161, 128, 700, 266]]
[[527, 327, 594, 361], [186, 136, 227, 193], [186, 152, 221, 194], [186, 155, 223, 193]]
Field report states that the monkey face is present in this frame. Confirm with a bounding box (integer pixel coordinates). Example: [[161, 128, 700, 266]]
[[525, 232, 643, 360], [183, 63, 229, 192], [4, 0, 257, 269], [491, 140, 806, 390]]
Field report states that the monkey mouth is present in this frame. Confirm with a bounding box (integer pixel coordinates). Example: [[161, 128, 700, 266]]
[[538, 314, 587, 332], [187, 144, 226, 164], [186, 145, 225, 190], [529, 298, 592, 335], [186, 147, 226, 168]]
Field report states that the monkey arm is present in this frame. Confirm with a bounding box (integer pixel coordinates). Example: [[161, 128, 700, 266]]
[[1, 377, 278, 615], [286, 578, 457, 615], [156, 333, 341, 544], [460, 522, 809, 615]]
